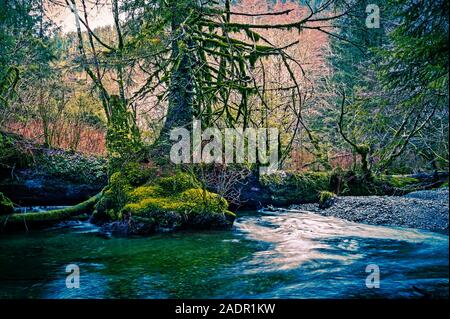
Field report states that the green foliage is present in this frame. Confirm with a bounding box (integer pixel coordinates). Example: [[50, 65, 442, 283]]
[[36, 151, 107, 185], [0, 192, 14, 215], [0, 67, 19, 108]]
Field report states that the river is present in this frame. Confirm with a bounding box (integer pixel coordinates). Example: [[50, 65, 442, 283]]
[[0, 209, 448, 298]]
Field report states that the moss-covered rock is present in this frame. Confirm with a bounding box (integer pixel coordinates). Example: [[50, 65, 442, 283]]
[[319, 191, 336, 209], [260, 171, 331, 205], [92, 171, 234, 235], [0, 192, 14, 215]]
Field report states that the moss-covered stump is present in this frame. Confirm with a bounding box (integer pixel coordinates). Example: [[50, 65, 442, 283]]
[[0, 192, 14, 215], [0, 193, 101, 232], [260, 171, 331, 206], [91, 171, 235, 236]]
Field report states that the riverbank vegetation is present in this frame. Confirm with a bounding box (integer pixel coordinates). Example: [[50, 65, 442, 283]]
[[0, 0, 448, 233]]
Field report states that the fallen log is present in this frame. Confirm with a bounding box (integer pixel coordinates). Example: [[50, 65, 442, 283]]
[[0, 192, 102, 232]]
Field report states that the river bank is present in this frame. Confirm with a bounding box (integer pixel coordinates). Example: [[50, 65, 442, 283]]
[[290, 188, 449, 233]]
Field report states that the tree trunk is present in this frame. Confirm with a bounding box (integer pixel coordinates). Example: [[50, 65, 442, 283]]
[[153, 1, 194, 160]]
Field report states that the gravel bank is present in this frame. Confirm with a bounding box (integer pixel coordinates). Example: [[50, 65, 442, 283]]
[[290, 188, 449, 233]]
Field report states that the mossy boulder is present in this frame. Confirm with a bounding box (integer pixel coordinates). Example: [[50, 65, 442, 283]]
[[0, 192, 14, 215], [260, 171, 331, 205], [318, 191, 337, 209], [92, 170, 235, 235]]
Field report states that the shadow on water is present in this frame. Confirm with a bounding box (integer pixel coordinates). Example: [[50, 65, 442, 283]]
[[0, 209, 448, 298]]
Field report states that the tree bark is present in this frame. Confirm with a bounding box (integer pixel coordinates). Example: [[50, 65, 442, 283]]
[[154, 1, 194, 159]]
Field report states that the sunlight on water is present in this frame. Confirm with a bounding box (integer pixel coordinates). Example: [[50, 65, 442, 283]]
[[0, 208, 448, 299]]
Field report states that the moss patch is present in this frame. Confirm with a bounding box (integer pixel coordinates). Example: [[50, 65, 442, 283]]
[[157, 171, 201, 194], [380, 175, 420, 189], [319, 191, 336, 208]]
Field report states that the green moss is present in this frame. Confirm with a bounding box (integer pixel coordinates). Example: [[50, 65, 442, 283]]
[[319, 191, 336, 207], [1, 193, 100, 230], [127, 185, 163, 202], [0, 192, 14, 215], [380, 175, 420, 188], [90, 170, 234, 232], [122, 162, 155, 186], [0, 133, 32, 170], [109, 172, 132, 205], [157, 172, 201, 194], [180, 188, 229, 213], [122, 187, 229, 217], [260, 171, 331, 204]]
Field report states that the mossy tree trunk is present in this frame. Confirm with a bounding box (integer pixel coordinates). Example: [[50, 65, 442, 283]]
[[154, 0, 194, 159]]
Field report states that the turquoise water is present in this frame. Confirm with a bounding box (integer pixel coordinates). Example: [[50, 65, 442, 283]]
[[0, 209, 448, 298]]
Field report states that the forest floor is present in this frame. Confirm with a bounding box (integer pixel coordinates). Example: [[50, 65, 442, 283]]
[[290, 188, 449, 233]]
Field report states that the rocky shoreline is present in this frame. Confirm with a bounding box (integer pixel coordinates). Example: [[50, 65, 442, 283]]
[[290, 188, 449, 233]]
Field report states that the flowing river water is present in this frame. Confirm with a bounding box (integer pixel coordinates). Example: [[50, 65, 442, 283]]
[[0, 209, 448, 298]]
